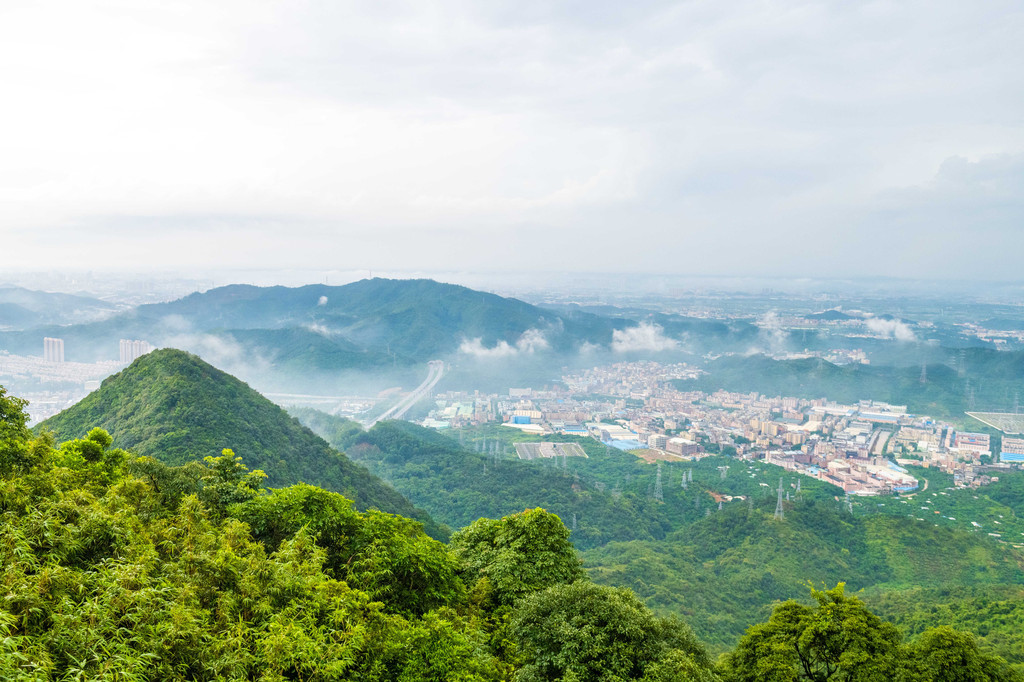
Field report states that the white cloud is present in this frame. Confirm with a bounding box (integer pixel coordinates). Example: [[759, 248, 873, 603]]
[[611, 322, 678, 352], [458, 328, 550, 358], [864, 317, 917, 342], [305, 322, 335, 337], [0, 1, 1022, 277], [747, 311, 790, 356], [317, 295, 328, 306]]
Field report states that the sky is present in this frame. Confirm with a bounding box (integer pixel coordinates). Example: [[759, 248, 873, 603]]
[[2, 0, 1022, 281]]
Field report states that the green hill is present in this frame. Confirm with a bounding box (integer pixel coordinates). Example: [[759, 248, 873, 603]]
[[146, 278, 618, 358], [583, 501, 1024, 653], [38, 348, 444, 537]]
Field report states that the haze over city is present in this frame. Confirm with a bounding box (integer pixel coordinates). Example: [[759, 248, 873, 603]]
[[2, 0, 1022, 280]]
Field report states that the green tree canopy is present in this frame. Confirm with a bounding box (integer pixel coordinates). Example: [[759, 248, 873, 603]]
[[511, 581, 716, 682], [897, 626, 1022, 682], [449, 508, 585, 607], [0, 385, 32, 474], [725, 583, 901, 682]]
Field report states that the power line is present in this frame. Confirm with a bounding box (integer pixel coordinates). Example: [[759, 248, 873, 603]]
[[774, 477, 785, 520]]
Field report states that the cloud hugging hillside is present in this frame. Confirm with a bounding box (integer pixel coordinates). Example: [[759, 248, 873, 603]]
[[0, 279, 622, 369]]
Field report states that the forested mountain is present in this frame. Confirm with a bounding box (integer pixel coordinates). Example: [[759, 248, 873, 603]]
[[145, 279, 618, 356], [584, 501, 1024, 653], [38, 348, 443, 537]]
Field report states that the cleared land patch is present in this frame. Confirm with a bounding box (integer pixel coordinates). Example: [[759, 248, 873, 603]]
[[515, 442, 589, 460], [967, 412, 1024, 434]]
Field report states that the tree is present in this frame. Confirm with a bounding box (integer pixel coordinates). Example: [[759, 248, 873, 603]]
[[449, 508, 584, 607], [897, 626, 1023, 682], [0, 385, 32, 474], [511, 581, 716, 682], [725, 583, 901, 682]]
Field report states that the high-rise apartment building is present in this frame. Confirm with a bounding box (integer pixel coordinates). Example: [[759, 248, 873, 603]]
[[43, 337, 65, 363], [119, 339, 153, 364]]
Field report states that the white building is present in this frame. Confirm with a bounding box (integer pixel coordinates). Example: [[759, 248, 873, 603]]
[[120, 339, 153, 364], [43, 337, 65, 363]]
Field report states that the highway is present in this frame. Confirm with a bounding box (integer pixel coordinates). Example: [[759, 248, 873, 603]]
[[365, 360, 445, 428]]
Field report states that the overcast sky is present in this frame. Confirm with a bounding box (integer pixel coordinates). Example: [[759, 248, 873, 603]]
[[2, 0, 1022, 281]]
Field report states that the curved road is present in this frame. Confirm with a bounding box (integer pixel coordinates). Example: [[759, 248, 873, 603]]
[[365, 360, 444, 428]]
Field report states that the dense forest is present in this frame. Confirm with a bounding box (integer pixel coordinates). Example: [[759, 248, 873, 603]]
[[3, 384, 1021, 680]]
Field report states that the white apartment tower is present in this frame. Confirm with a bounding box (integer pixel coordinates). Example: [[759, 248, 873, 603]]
[[43, 337, 65, 363], [120, 339, 153, 364]]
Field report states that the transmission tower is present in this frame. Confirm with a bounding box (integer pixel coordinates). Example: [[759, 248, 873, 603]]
[[718, 465, 729, 480], [572, 513, 577, 531], [717, 500, 723, 511], [919, 360, 927, 385], [966, 382, 976, 410], [681, 472, 688, 489], [688, 469, 693, 483], [795, 478, 801, 493], [958, 349, 966, 378], [774, 478, 785, 520], [654, 461, 664, 502]]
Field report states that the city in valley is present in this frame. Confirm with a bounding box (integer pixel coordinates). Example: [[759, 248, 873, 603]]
[[423, 361, 1024, 497]]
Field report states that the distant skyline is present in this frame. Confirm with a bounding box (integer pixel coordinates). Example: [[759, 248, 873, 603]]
[[2, 1, 1022, 279]]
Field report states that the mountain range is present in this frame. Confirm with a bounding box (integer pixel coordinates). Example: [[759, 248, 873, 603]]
[[1, 279, 626, 378]]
